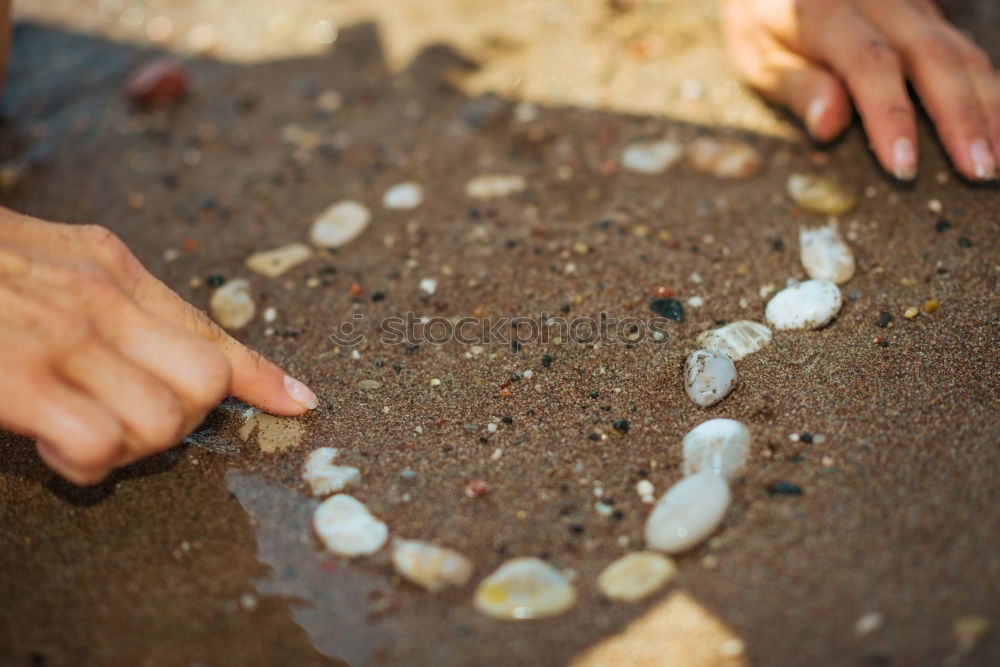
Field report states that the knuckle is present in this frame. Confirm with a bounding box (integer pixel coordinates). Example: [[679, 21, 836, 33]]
[[137, 395, 187, 449], [78, 224, 131, 268], [917, 33, 962, 67], [187, 348, 231, 409], [861, 38, 900, 66], [962, 44, 993, 72]]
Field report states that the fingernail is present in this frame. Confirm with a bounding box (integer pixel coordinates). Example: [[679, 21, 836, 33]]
[[892, 138, 917, 180], [284, 375, 318, 410], [970, 138, 997, 180], [806, 97, 826, 136]]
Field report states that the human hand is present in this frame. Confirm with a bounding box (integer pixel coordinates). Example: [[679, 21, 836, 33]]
[[724, 0, 1000, 181], [0, 208, 317, 485]]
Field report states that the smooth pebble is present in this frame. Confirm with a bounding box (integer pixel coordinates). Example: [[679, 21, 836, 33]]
[[465, 174, 526, 199], [687, 137, 761, 179], [310, 200, 371, 248], [765, 279, 843, 330], [302, 447, 361, 496], [245, 243, 313, 277], [621, 140, 683, 174], [684, 350, 737, 408], [597, 552, 677, 602], [313, 494, 388, 557], [209, 278, 255, 330], [695, 320, 772, 361], [682, 418, 751, 480], [799, 224, 855, 284], [644, 472, 731, 553], [383, 182, 423, 210], [787, 174, 855, 216], [391, 538, 474, 592], [474, 557, 576, 620]]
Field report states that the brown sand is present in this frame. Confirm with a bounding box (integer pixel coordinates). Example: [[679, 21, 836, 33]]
[[1, 2, 998, 666]]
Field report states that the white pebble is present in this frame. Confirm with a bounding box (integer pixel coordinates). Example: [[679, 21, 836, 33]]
[[787, 174, 855, 216], [302, 447, 361, 497], [391, 538, 474, 592], [687, 296, 704, 308], [596, 552, 677, 602], [621, 140, 683, 174], [765, 279, 843, 330], [644, 472, 730, 553], [684, 350, 737, 408], [695, 320, 772, 361], [465, 174, 526, 199], [310, 200, 371, 248], [419, 277, 438, 294], [635, 479, 655, 499], [687, 137, 762, 179], [209, 279, 255, 330], [245, 243, 313, 277], [474, 557, 576, 620], [682, 419, 751, 480], [855, 611, 884, 637], [799, 225, 855, 284], [313, 494, 388, 557], [383, 182, 423, 210], [263, 306, 277, 323]]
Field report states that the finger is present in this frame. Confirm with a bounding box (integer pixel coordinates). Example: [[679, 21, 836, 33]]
[[0, 369, 123, 485], [722, 2, 852, 142], [67, 226, 318, 415], [132, 274, 318, 415], [863, 5, 996, 180], [810, 7, 919, 180], [55, 336, 191, 463], [941, 26, 1000, 176]]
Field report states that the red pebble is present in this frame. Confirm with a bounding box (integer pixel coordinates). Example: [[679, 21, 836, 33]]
[[127, 58, 187, 108], [653, 285, 675, 298], [465, 479, 491, 498], [348, 282, 363, 297]]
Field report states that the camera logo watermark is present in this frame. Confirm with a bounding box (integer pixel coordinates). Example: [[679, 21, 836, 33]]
[[329, 312, 676, 348]]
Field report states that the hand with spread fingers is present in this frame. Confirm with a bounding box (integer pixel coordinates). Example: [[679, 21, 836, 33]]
[[0, 208, 318, 485], [724, 0, 1000, 181]]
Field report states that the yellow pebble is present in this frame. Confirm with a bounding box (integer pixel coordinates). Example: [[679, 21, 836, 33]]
[[903, 307, 919, 319], [924, 299, 939, 314]]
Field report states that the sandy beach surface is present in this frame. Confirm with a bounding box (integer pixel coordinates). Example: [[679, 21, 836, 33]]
[[1, 1, 998, 665]]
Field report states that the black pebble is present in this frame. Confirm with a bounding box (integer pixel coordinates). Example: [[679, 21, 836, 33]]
[[568, 524, 585, 534], [875, 312, 893, 328], [612, 418, 630, 433], [935, 218, 951, 232], [587, 433, 600, 441], [501, 416, 513, 424], [768, 481, 803, 496], [649, 298, 685, 322], [206, 274, 225, 287], [800, 432, 813, 444], [958, 236, 972, 247], [541, 354, 553, 368], [589, 391, 599, 399], [772, 239, 785, 251], [510, 340, 522, 352], [371, 291, 385, 302], [879, 340, 890, 348]]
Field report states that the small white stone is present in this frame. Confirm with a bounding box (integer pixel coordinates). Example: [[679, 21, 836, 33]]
[[687, 296, 704, 308], [487, 423, 498, 433], [302, 447, 361, 496], [695, 320, 772, 361], [636, 479, 655, 499], [209, 279, 255, 330], [383, 182, 423, 210], [799, 225, 855, 284], [687, 137, 762, 179], [474, 557, 576, 620], [855, 611, 884, 637], [765, 279, 843, 330], [310, 200, 371, 248], [621, 140, 683, 174], [644, 472, 730, 554], [391, 538, 474, 592], [465, 174, 526, 199], [684, 350, 737, 408], [596, 552, 677, 602], [263, 306, 278, 323], [245, 242, 313, 277], [682, 419, 751, 480], [313, 494, 388, 557], [787, 174, 855, 216], [513, 101, 539, 123], [419, 277, 438, 294]]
